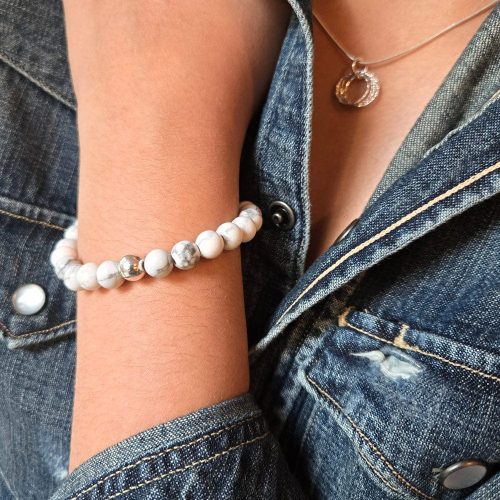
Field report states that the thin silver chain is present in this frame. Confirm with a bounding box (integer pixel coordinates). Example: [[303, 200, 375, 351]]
[[312, 1, 498, 67]]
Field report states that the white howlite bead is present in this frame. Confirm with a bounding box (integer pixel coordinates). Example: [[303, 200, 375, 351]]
[[144, 249, 174, 278], [195, 230, 224, 259], [171, 240, 201, 270], [77, 263, 100, 291], [63, 264, 82, 291], [239, 208, 263, 231], [55, 238, 78, 250], [64, 222, 78, 241], [53, 258, 76, 279], [239, 201, 262, 216], [232, 216, 257, 242], [50, 246, 77, 267], [96, 260, 125, 289], [216, 222, 243, 250]]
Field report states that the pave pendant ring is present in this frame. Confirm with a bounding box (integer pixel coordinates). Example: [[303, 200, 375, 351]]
[[335, 60, 380, 107]]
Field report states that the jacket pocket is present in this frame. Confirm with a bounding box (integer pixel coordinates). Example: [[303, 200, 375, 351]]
[[302, 306, 500, 499], [0, 195, 76, 349]]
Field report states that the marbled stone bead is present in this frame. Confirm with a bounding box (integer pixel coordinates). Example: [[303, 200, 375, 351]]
[[77, 262, 100, 291], [54, 258, 78, 279], [63, 264, 82, 291], [216, 222, 243, 250], [55, 238, 78, 251], [239, 207, 263, 231], [50, 246, 78, 267], [171, 240, 201, 270], [144, 248, 174, 278], [239, 201, 262, 216], [232, 216, 257, 242], [195, 230, 224, 259], [118, 255, 145, 281], [96, 260, 125, 289], [64, 221, 78, 241]]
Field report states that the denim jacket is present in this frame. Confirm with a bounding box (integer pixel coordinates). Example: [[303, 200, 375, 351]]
[[0, 0, 499, 498]]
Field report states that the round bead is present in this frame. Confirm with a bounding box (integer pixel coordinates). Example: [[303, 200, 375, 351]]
[[232, 216, 257, 242], [63, 263, 82, 291], [76, 263, 100, 291], [50, 246, 77, 267], [171, 240, 201, 270], [144, 249, 174, 278], [239, 208, 263, 231], [53, 258, 78, 279], [216, 222, 243, 250], [12, 283, 46, 315], [55, 238, 78, 251], [195, 230, 224, 259], [64, 221, 78, 241], [239, 201, 262, 216], [118, 255, 145, 281], [96, 260, 125, 289]]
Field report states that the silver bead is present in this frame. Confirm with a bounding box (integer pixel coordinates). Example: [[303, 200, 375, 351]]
[[118, 255, 145, 281]]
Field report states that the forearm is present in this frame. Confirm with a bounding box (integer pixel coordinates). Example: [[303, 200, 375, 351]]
[[62, 0, 291, 472]]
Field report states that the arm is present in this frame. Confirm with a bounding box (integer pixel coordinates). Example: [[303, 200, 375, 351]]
[[59, 0, 296, 490]]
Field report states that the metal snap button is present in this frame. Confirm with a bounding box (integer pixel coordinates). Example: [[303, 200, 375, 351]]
[[269, 200, 295, 230], [12, 283, 46, 316], [438, 460, 488, 490], [334, 218, 359, 244]]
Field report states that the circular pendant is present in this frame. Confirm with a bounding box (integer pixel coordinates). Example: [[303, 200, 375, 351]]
[[335, 61, 380, 108]]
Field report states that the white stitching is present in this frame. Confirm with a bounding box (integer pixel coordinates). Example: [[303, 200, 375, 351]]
[[103, 432, 269, 499], [70, 414, 263, 499], [274, 161, 500, 327]]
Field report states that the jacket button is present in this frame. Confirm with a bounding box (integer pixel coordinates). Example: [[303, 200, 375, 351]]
[[269, 201, 295, 230], [334, 218, 359, 244], [438, 460, 488, 490], [12, 283, 46, 315]]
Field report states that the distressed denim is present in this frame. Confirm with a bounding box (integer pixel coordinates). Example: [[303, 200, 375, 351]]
[[0, 0, 499, 498]]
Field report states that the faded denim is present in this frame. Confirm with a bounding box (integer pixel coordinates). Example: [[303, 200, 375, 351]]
[[0, 0, 499, 498]]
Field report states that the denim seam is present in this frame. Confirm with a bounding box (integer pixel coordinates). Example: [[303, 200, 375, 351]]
[[305, 374, 434, 500], [338, 309, 500, 383], [103, 432, 270, 499], [274, 161, 500, 327], [0, 207, 65, 231], [70, 413, 264, 500], [0, 319, 76, 339], [357, 449, 408, 498], [0, 49, 75, 110]]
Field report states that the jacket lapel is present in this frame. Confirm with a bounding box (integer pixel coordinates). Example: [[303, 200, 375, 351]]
[[250, 96, 500, 358]]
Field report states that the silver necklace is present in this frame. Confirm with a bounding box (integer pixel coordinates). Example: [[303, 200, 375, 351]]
[[312, 1, 498, 108]]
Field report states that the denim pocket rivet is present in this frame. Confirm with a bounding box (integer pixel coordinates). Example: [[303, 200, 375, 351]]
[[11, 283, 46, 316], [438, 460, 488, 490]]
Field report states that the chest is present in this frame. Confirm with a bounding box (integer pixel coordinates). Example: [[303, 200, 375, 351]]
[[305, 11, 490, 268]]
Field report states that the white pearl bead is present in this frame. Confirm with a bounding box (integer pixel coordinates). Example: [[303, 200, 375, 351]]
[[195, 230, 224, 259], [171, 240, 201, 270], [55, 238, 78, 250], [64, 221, 78, 241], [96, 260, 124, 289], [144, 249, 174, 278], [239, 208, 263, 231], [77, 263, 100, 290], [232, 216, 257, 242], [216, 222, 242, 250], [63, 264, 82, 291], [50, 246, 77, 267], [239, 201, 262, 216]]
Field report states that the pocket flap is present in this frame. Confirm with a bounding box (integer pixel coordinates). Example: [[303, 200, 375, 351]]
[[0, 196, 76, 349]]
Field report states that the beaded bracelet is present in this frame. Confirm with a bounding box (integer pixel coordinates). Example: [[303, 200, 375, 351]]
[[50, 201, 263, 292]]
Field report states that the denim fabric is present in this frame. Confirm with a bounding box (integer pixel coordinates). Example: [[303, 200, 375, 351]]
[[0, 0, 499, 498]]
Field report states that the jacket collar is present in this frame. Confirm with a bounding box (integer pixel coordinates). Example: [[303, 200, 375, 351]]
[[250, 1, 500, 357]]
